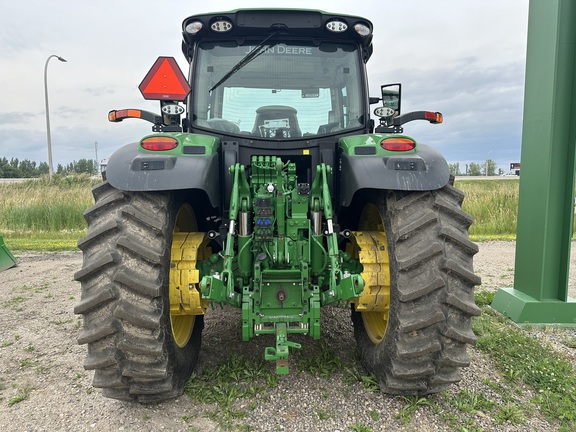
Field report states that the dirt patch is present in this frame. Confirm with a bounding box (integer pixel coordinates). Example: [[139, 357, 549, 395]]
[[0, 243, 573, 431], [475, 240, 576, 297]]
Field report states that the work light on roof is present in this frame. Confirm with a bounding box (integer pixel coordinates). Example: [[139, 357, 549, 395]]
[[211, 20, 233, 32], [326, 20, 348, 33], [185, 21, 203, 35], [354, 23, 371, 37]]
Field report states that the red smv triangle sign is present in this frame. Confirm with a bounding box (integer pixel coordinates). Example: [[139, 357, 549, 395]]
[[139, 57, 190, 101]]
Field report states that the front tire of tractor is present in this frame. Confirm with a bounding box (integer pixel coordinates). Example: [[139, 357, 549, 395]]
[[74, 181, 203, 402], [351, 182, 481, 395]]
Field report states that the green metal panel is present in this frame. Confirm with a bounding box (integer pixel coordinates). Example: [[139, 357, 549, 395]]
[[491, 0, 576, 324], [0, 236, 17, 272], [492, 288, 576, 324]]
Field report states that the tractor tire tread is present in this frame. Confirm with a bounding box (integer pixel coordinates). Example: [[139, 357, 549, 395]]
[[113, 268, 162, 298], [74, 284, 118, 314], [75, 181, 202, 402], [352, 185, 480, 395]]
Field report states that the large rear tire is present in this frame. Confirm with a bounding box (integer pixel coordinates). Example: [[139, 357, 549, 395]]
[[74, 181, 203, 402], [351, 182, 481, 395]]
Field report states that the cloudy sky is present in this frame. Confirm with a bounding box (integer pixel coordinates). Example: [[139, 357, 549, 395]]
[[0, 1, 529, 173]]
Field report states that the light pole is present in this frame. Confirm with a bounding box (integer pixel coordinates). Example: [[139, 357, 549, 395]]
[[485, 151, 492, 177], [44, 54, 67, 180], [95, 141, 99, 174]]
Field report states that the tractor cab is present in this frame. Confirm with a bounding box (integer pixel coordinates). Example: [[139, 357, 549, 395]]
[[183, 21, 371, 142], [180, 9, 377, 199]]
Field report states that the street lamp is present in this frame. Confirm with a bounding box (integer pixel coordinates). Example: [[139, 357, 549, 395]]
[[44, 54, 67, 180], [485, 151, 492, 177]]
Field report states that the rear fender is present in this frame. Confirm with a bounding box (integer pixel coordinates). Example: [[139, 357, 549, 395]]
[[339, 142, 449, 207], [106, 142, 220, 207]]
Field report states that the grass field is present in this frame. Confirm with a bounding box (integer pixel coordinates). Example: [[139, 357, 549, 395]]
[[457, 179, 519, 240], [0, 175, 519, 251], [0, 175, 99, 250]]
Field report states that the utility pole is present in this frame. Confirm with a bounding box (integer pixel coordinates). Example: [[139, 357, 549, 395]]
[[95, 141, 99, 174], [44, 55, 67, 180]]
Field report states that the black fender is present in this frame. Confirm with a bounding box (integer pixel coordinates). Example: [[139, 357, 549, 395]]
[[339, 143, 450, 207], [106, 142, 220, 207]]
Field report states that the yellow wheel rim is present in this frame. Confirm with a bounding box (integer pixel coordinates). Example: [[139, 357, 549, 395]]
[[169, 204, 209, 348], [171, 316, 196, 348], [352, 203, 391, 344]]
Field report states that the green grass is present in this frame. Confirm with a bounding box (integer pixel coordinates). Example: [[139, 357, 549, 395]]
[[185, 354, 276, 406], [7, 387, 30, 406], [295, 340, 343, 377], [451, 389, 495, 414], [395, 396, 434, 424], [184, 354, 275, 430], [471, 291, 576, 430], [4, 235, 81, 251]]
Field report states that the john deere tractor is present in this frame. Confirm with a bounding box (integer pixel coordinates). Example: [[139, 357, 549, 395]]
[[74, 9, 481, 402]]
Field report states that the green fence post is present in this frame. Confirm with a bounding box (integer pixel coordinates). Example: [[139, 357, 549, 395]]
[[491, 0, 576, 323]]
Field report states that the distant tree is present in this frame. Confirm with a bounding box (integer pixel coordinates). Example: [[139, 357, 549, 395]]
[[0, 163, 20, 178], [18, 159, 37, 177], [0, 158, 100, 177], [0, 157, 7, 178], [449, 163, 460, 176], [52, 159, 98, 175], [482, 159, 498, 176], [469, 162, 482, 176], [71, 159, 97, 175], [498, 168, 504, 175], [38, 162, 49, 175]]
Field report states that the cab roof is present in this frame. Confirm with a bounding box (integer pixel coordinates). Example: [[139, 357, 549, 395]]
[[181, 9, 374, 63]]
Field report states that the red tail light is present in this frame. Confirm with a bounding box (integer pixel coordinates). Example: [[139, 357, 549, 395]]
[[380, 137, 416, 152], [141, 136, 178, 151]]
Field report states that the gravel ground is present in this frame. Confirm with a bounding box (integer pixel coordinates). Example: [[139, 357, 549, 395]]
[[0, 242, 574, 431]]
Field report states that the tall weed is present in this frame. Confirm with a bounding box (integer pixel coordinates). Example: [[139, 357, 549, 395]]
[[1, 177, 524, 246], [0, 174, 99, 235], [456, 179, 519, 236]]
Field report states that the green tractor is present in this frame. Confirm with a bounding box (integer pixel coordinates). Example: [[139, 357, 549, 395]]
[[74, 9, 481, 402]]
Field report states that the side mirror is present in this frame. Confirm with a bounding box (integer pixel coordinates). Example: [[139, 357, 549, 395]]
[[379, 83, 401, 116], [373, 83, 442, 134]]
